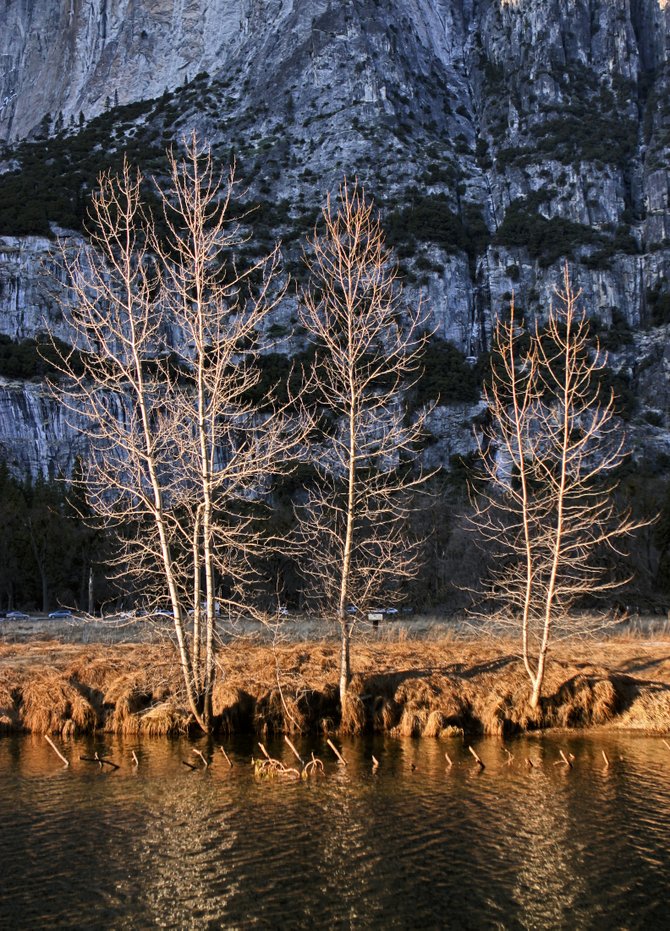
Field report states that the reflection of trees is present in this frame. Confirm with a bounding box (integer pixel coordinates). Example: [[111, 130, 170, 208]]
[[502, 745, 586, 926], [1, 736, 669, 926], [122, 745, 240, 924]]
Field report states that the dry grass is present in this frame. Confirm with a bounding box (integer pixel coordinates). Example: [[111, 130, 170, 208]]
[[138, 701, 192, 736], [0, 672, 18, 731], [211, 682, 254, 733], [0, 634, 668, 736], [21, 671, 98, 735]]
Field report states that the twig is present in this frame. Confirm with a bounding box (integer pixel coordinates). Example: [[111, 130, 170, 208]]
[[192, 749, 208, 768], [601, 750, 610, 768], [525, 758, 534, 768], [468, 746, 485, 769], [132, 751, 139, 767], [45, 735, 69, 768], [284, 736, 304, 767], [559, 750, 573, 769], [327, 738, 347, 766], [80, 754, 120, 770], [219, 745, 233, 768], [662, 739, 670, 751], [258, 742, 271, 760], [372, 755, 379, 771], [98, 752, 119, 770], [444, 751, 453, 768], [303, 753, 324, 777], [182, 760, 197, 770], [503, 748, 514, 766]]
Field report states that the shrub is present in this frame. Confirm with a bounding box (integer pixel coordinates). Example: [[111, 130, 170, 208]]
[[495, 198, 597, 266], [414, 338, 481, 406]]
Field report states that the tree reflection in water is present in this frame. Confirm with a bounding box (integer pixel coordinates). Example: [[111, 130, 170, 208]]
[[0, 733, 668, 928]]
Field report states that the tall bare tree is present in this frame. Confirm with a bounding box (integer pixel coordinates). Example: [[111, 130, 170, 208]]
[[471, 268, 643, 707], [52, 135, 306, 730], [296, 181, 432, 706]]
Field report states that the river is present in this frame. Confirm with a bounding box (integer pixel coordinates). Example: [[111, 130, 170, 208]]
[[0, 732, 668, 929]]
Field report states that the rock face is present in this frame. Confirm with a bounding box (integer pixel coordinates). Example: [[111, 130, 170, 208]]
[[0, 0, 669, 475], [0, 377, 86, 477]]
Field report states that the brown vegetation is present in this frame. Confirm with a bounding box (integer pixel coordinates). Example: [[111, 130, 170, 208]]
[[0, 635, 668, 737]]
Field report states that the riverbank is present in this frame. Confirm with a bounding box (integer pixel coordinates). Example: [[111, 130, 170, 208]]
[[0, 634, 669, 737]]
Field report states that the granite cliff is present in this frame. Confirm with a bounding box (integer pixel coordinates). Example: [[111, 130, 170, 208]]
[[0, 0, 669, 476]]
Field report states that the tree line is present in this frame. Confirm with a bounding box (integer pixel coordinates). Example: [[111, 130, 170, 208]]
[[0, 461, 103, 613]]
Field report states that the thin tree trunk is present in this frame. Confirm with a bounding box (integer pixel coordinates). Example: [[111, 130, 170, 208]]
[[339, 619, 351, 706], [530, 648, 548, 709], [129, 320, 207, 731], [192, 507, 202, 693], [87, 566, 94, 615], [337, 386, 357, 706], [41, 568, 49, 614]]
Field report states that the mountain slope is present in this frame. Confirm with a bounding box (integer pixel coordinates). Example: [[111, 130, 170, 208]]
[[0, 0, 669, 477]]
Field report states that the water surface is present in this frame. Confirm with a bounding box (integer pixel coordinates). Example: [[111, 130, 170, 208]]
[[0, 733, 668, 928]]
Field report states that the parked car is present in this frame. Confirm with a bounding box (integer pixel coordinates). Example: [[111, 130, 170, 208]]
[[48, 610, 73, 619], [6, 610, 30, 619]]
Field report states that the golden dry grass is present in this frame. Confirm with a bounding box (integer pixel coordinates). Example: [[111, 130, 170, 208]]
[[0, 672, 18, 731], [0, 634, 668, 735], [138, 701, 192, 736], [21, 670, 98, 735]]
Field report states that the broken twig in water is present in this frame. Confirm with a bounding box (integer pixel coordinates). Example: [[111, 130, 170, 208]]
[[468, 746, 485, 769], [372, 755, 379, 771], [45, 735, 69, 768], [525, 758, 534, 768], [303, 753, 324, 778], [182, 760, 198, 771], [284, 736, 304, 767], [504, 748, 514, 766], [192, 749, 208, 768], [253, 742, 301, 779], [662, 739, 670, 752], [219, 745, 233, 768], [132, 751, 139, 767], [559, 750, 573, 769], [326, 738, 347, 766], [444, 751, 453, 768], [602, 750, 610, 768], [80, 753, 120, 770]]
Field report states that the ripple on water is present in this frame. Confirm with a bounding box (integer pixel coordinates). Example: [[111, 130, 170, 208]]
[[0, 733, 669, 928]]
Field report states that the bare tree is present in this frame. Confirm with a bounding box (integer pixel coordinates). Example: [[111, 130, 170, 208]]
[[471, 268, 643, 708], [296, 181, 432, 706], [52, 135, 306, 731]]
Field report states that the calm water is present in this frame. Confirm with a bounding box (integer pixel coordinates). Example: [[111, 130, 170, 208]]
[[0, 732, 668, 929]]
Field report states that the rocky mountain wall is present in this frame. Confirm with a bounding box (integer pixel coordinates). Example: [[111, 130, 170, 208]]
[[0, 0, 669, 477]]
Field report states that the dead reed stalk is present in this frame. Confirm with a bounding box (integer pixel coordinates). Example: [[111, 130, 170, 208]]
[[44, 734, 69, 767], [327, 738, 347, 765], [468, 746, 485, 769]]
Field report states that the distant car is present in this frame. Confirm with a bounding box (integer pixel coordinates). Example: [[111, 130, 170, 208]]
[[6, 610, 30, 619], [384, 607, 399, 615], [48, 610, 72, 619]]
